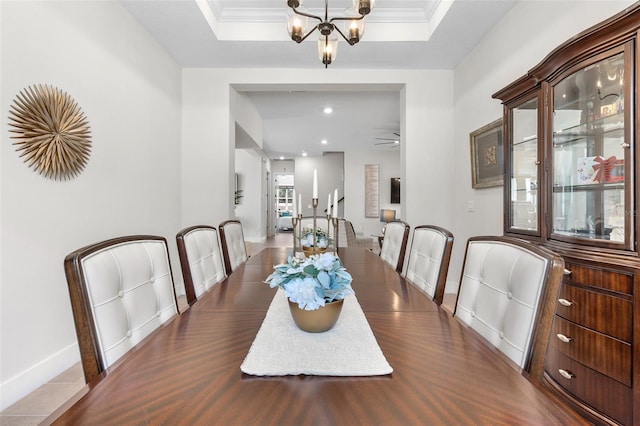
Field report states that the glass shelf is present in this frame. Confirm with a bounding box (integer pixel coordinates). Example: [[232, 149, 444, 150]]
[[513, 135, 538, 146], [553, 112, 625, 146]]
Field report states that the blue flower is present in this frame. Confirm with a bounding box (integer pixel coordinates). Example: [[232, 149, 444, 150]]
[[313, 252, 335, 270], [284, 277, 326, 310], [264, 253, 354, 310]]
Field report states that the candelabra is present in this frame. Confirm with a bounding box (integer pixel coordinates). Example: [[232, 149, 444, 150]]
[[292, 214, 301, 256], [331, 216, 339, 253], [293, 197, 339, 257], [311, 197, 319, 255], [292, 170, 339, 256]]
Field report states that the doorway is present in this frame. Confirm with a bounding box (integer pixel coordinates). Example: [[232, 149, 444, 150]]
[[275, 174, 294, 233]]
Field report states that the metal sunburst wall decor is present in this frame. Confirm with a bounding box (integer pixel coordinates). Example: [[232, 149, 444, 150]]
[[8, 84, 92, 180]]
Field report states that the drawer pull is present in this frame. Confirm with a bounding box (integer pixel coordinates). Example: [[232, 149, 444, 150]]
[[556, 333, 572, 343], [558, 298, 573, 307], [558, 369, 574, 380], [563, 269, 572, 275]]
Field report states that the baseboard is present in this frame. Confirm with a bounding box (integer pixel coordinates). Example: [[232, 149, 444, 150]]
[[0, 342, 80, 411]]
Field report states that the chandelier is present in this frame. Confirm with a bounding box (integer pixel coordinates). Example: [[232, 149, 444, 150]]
[[286, 0, 376, 68]]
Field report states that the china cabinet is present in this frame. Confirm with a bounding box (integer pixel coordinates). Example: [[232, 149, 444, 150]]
[[493, 4, 639, 425]]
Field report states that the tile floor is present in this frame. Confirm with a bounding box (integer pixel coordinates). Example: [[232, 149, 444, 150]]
[[0, 363, 85, 426], [0, 230, 455, 424]]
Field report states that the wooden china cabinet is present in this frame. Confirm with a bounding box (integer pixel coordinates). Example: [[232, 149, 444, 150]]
[[493, 4, 640, 425]]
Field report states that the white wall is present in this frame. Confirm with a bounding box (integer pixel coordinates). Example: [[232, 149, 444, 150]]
[[272, 160, 295, 175], [231, 89, 268, 242], [232, 91, 263, 151], [235, 149, 265, 242], [0, 1, 182, 409], [181, 71, 234, 226], [295, 153, 344, 217], [344, 150, 401, 237], [450, 0, 636, 293]]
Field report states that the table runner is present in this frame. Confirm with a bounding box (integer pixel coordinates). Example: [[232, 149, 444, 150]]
[[241, 289, 393, 376]]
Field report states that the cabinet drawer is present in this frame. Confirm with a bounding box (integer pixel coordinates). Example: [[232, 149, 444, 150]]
[[555, 284, 632, 342], [545, 349, 632, 426], [550, 316, 631, 386], [563, 261, 633, 295]]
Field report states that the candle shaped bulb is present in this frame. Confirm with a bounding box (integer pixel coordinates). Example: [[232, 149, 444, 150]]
[[312, 169, 318, 199], [333, 189, 338, 218], [291, 19, 303, 41], [327, 193, 331, 216], [292, 189, 297, 217], [348, 22, 359, 43]]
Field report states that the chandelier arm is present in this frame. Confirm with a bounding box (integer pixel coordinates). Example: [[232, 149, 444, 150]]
[[328, 14, 365, 24], [291, 7, 323, 23], [332, 26, 353, 45], [298, 25, 320, 43]]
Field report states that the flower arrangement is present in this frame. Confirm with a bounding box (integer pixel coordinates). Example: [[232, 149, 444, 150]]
[[265, 253, 354, 310], [300, 227, 332, 248]]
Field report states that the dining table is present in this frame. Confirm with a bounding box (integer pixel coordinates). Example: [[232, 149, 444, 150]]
[[49, 247, 588, 425]]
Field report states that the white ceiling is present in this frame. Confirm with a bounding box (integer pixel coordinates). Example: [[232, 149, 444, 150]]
[[120, 0, 517, 159], [245, 89, 403, 158]]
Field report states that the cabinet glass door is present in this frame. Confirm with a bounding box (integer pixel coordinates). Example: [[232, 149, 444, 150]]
[[508, 97, 540, 234], [551, 50, 629, 245]]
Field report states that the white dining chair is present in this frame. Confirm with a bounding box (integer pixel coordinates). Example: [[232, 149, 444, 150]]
[[404, 225, 454, 305], [219, 220, 248, 275], [379, 220, 410, 272], [64, 235, 179, 383], [176, 225, 226, 306], [453, 236, 564, 382]]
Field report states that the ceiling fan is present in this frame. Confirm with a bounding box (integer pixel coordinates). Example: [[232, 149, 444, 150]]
[[375, 132, 400, 148]]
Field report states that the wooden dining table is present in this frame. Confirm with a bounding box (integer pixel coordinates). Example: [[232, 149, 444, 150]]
[[50, 247, 588, 425]]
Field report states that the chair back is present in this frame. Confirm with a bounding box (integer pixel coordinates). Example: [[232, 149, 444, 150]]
[[336, 219, 348, 247], [64, 235, 179, 384], [219, 220, 248, 275], [454, 236, 564, 381], [344, 220, 358, 246], [176, 225, 226, 306], [380, 220, 410, 272], [405, 225, 454, 305], [342, 220, 372, 249]]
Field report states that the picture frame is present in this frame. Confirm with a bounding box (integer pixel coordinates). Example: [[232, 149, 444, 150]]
[[364, 164, 379, 218], [390, 177, 400, 204], [470, 118, 503, 189]]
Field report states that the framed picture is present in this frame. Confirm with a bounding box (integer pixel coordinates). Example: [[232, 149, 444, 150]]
[[470, 118, 503, 189], [390, 177, 400, 204], [364, 164, 379, 218]]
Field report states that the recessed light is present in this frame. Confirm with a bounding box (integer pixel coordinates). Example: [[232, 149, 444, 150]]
[[323, 107, 333, 114], [302, 152, 308, 157], [321, 139, 328, 145], [279, 156, 284, 160], [394, 140, 399, 144]]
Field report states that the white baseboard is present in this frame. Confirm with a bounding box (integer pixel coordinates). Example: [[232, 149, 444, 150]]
[[0, 342, 80, 411]]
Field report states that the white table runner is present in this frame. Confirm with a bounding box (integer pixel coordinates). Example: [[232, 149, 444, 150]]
[[241, 290, 393, 376]]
